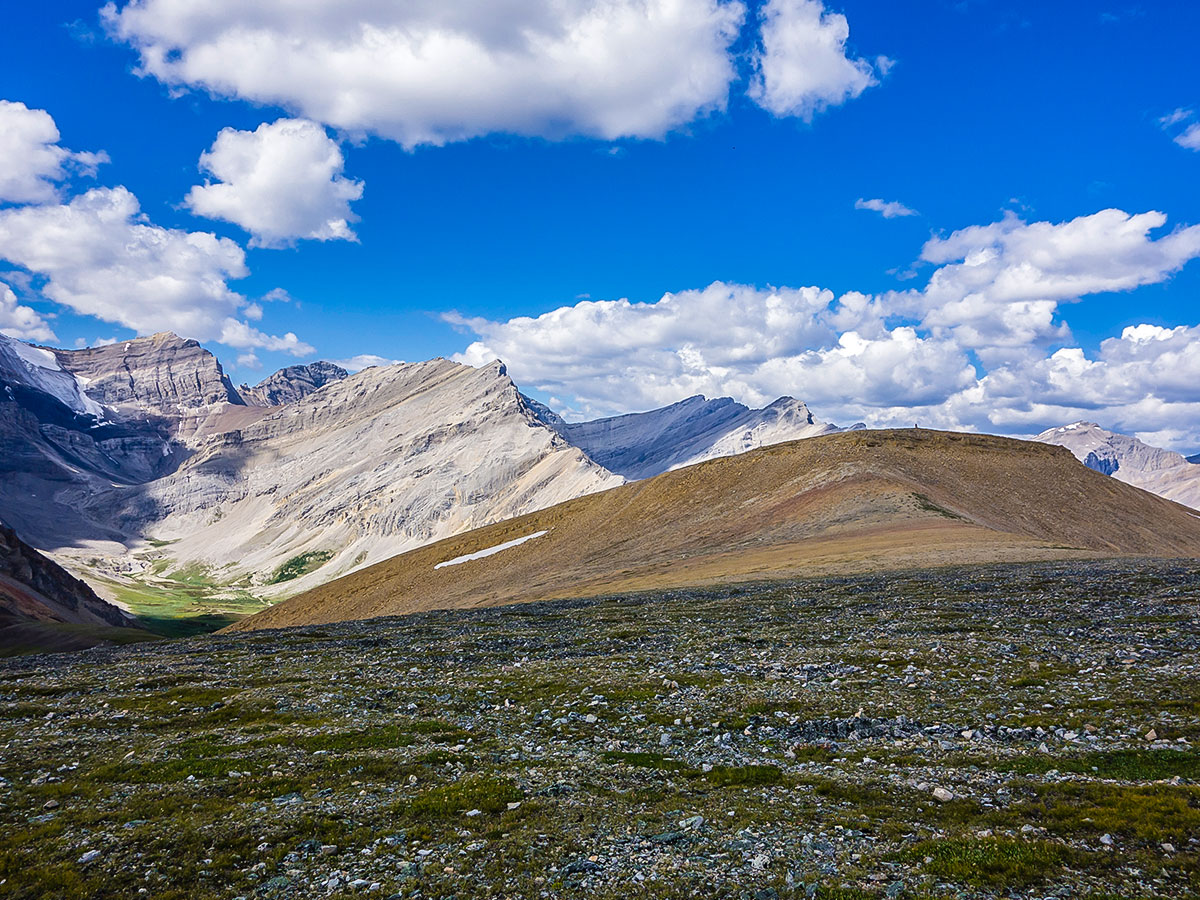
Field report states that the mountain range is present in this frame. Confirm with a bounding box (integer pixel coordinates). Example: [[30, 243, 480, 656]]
[[3, 329, 1199, 643], [0, 331, 849, 620], [229, 428, 1200, 632]]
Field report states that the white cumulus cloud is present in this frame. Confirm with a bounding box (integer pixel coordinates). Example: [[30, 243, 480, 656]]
[[451, 281, 971, 418], [906, 209, 1200, 357], [749, 0, 885, 120], [1176, 123, 1200, 151], [0, 100, 108, 205], [449, 206, 1200, 445], [103, 0, 748, 147], [0, 186, 311, 355], [855, 197, 917, 218], [330, 353, 401, 373], [0, 282, 57, 343], [186, 118, 364, 247]]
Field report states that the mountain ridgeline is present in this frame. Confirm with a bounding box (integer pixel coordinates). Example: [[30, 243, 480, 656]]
[[1035, 422, 1200, 511], [3, 330, 1200, 640], [0, 331, 850, 615], [228, 429, 1200, 632]]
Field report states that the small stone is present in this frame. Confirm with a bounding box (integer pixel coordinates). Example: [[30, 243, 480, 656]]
[[1163, 843, 1176, 853], [506, 801, 521, 810], [1100, 833, 1114, 846], [465, 808, 482, 817], [563, 859, 601, 875], [78, 850, 101, 864], [679, 815, 704, 830], [42, 799, 59, 810], [659, 732, 672, 746], [1145, 729, 1158, 741], [931, 786, 953, 803]]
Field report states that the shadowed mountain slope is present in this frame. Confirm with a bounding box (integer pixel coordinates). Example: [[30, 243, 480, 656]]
[[531, 394, 841, 480], [0, 522, 152, 655], [228, 429, 1200, 632], [0, 523, 132, 627]]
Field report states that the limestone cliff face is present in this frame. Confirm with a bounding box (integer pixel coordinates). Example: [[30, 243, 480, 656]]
[[52, 332, 242, 418], [0, 332, 239, 549], [240, 361, 348, 407], [0, 523, 132, 627]]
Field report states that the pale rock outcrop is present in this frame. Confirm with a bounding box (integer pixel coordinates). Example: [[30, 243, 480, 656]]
[[1035, 421, 1200, 510], [52, 332, 242, 426]]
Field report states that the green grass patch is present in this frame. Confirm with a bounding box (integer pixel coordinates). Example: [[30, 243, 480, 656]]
[[288, 725, 418, 753], [269, 551, 335, 585], [997, 748, 1200, 781], [705, 764, 783, 786], [911, 837, 1073, 888], [603, 751, 695, 773], [1017, 782, 1200, 843], [404, 776, 523, 820]]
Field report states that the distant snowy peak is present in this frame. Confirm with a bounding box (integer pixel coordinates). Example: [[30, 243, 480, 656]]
[[1035, 421, 1200, 510], [549, 393, 842, 480]]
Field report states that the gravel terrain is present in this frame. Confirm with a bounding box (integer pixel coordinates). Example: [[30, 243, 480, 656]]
[[1, 558, 1198, 899]]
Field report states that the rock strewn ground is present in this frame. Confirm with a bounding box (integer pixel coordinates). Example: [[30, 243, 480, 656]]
[[1, 558, 1198, 899]]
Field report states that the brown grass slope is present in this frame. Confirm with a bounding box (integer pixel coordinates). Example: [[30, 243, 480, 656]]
[[227, 429, 1200, 632]]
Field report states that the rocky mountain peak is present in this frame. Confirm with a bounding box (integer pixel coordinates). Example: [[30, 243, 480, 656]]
[[53, 332, 242, 415], [551, 393, 840, 480], [240, 361, 349, 407], [1035, 421, 1200, 510]]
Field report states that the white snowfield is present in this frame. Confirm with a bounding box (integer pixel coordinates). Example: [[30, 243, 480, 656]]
[[434, 531, 549, 570], [0, 333, 107, 420]]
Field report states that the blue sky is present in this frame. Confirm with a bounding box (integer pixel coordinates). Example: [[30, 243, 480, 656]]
[[1, 1, 1199, 445]]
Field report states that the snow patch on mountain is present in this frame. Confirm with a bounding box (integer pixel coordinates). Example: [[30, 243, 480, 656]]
[[434, 530, 548, 569], [0, 332, 107, 420]]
